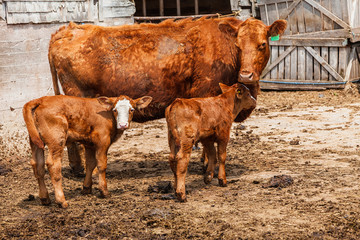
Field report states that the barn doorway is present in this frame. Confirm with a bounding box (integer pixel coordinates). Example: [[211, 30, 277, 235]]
[[134, 0, 232, 23]]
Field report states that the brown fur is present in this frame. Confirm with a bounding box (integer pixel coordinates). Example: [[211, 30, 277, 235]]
[[165, 83, 257, 202], [23, 95, 151, 208], [49, 17, 286, 122]]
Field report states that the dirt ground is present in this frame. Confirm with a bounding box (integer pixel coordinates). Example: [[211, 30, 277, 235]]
[[1, 85, 360, 239]]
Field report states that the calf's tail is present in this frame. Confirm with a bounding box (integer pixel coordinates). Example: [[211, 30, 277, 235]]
[[23, 99, 45, 149]]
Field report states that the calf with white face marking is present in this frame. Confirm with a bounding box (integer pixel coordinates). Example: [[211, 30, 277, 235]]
[[165, 83, 256, 202], [23, 95, 152, 208]]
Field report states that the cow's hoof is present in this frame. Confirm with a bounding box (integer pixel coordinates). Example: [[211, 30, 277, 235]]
[[176, 193, 187, 202], [40, 197, 51, 206], [218, 179, 227, 187], [81, 186, 92, 195], [204, 174, 213, 184]]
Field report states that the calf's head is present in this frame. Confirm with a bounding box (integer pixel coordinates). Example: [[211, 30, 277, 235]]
[[219, 18, 287, 84], [98, 95, 152, 130], [219, 83, 257, 116]]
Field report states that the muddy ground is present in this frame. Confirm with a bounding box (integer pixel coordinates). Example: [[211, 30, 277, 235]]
[[1, 85, 360, 239]]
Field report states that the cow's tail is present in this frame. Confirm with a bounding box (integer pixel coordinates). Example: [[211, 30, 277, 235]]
[[23, 99, 45, 149], [165, 104, 181, 148], [48, 49, 60, 95]]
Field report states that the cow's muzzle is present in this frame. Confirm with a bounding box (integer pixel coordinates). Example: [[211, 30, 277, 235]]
[[238, 72, 258, 84]]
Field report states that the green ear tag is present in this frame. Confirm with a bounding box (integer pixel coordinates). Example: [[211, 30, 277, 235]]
[[271, 34, 280, 41]]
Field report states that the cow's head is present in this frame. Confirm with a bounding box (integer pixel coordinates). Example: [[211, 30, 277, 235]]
[[219, 18, 287, 84], [98, 95, 152, 130]]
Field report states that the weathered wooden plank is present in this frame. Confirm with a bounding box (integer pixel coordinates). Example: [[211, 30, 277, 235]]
[[304, 46, 344, 82], [312, 0, 322, 31], [297, 1, 306, 33], [260, 80, 345, 90], [284, 29, 350, 38], [330, 0, 343, 30], [298, 46, 306, 80], [304, 0, 315, 80], [284, 46, 291, 79], [278, 46, 285, 79], [261, 45, 296, 78], [102, 0, 135, 8], [277, 1, 290, 35], [270, 46, 279, 79], [304, 0, 350, 29], [102, 6, 136, 18], [290, 45, 298, 80], [270, 38, 348, 47], [279, 0, 301, 20], [320, 46, 329, 80], [338, 47, 350, 78], [329, 47, 338, 81], [257, 0, 289, 5], [313, 46, 321, 80], [344, 47, 356, 82]]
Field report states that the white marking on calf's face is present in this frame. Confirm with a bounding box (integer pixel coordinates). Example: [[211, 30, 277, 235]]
[[113, 99, 134, 130]]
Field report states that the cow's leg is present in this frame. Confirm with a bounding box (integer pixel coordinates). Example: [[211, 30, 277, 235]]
[[67, 143, 85, 175], [201, 149, 208, 173], [46, 147, 67, 208], [202, 141, 217, 184], [81, 147, 97, 195], [95, 148, 110, 198], [217, 141, 228, 187], [174, 140, 192, 202], [30, 141, 50, 205]]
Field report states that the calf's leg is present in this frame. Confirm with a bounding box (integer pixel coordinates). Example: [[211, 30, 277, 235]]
[[30, 141, 50, 205], [217, 141, 228, 187], [174, 141, 192, 202], [96, 148, 110, 198], [46, 148, 68, 208], [82, 147, 97, 195], [202, 141, 217, 184], [168, 131, 178, 189], [67, 143, 85, 175]]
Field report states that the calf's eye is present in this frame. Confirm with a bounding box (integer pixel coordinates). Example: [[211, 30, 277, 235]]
[[130, 108, 135, 112]]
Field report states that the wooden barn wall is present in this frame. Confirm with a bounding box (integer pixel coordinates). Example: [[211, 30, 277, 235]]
[[0, 0, 135, 119]]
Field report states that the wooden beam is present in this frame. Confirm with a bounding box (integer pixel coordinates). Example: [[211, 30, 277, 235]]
[[176, 0, 181, 16], [142, 0, 147, 17], [304, 46, 344, 82], [304, 0, 350, 30], [279, 0, 301, 20], [344, 47, 357, 82], [284, 29, 351, 39], [134, 14, 218, 21], [159, 0, 164, 16], [260, 80, 346, 90], [194, 0, 199, 15], [270, 37, 348, 47], [261, 46, 296, 78]]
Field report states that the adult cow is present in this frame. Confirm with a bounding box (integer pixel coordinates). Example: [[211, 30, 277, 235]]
[[49, 17, 287, 172]]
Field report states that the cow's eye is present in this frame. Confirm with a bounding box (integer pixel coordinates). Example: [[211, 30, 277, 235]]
[[112, 108, 117, 112], [130, 108, 135, 112], [259, 42, 267, 49]]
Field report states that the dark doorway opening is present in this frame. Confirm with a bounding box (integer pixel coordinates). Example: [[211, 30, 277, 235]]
[[134, 0, 232, 23]]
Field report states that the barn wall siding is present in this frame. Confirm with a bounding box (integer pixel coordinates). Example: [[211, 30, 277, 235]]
[[0, 0, 135, 118]]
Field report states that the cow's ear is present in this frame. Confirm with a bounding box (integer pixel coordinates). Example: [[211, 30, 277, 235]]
[[268, 19, 287, 37], [219, 83, 232, 93], [218, 21, 238, 37], [98, 96, 114, 111], [134, 96, 152, 110]]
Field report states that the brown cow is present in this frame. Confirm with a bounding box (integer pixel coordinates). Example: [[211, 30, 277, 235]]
[[49, 17, 287, 171], [165, 83, 256, 202], [23, 95, 152, 208]]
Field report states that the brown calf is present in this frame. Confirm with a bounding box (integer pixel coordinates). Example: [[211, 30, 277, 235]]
[[23, 95, 152, 208], [165, 83, 256, 202]]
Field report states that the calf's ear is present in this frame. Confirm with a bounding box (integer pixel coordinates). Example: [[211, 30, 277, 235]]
[[219, 83, 232, 93], [268, 19, 287, 37], [97, 96, 114, 111], [134, 96, 152, 110]]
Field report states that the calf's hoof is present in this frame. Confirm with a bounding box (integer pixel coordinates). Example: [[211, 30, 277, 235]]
[[81, 186, 92, 195], [57, 201, 69, 209], [100, 191, 111, 198], [40, 197, 51, 206], [176, 192, 187, 202], [204, 174, 213, 184], [218, 179, 227, 187]]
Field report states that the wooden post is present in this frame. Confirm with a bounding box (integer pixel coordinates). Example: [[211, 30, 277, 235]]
[[176, 0, 181, 16], [194, 0, 199, 15], [142, 0, 147, 17], [160, 0, 164, 16]]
